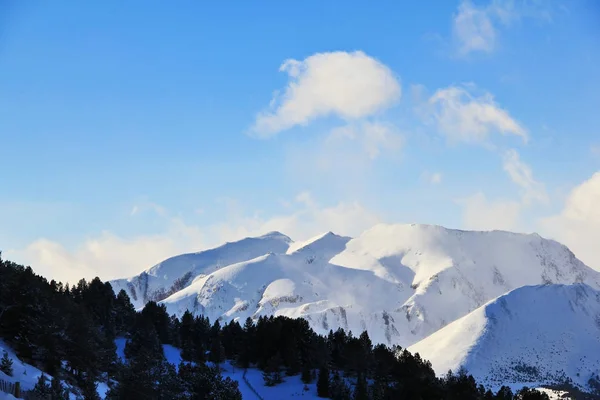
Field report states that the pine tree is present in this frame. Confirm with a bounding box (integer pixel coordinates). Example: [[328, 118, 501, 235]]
[[80, 376, 101, 400], [330, 371, 352, 400], [32, 373, 51, 397], [262, 353, 283, 386], [301, 365, 312, 384], [49, 377, 68, 400], [354, 373, 368, 400], [317, 367, 330, 398], [0, 351, 13, 376]]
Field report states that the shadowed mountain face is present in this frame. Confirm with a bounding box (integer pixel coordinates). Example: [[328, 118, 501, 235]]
[[409, 284, 600, 392]]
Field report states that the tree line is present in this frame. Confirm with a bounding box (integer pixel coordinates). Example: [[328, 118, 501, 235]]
[[0, 254, 551, 399]]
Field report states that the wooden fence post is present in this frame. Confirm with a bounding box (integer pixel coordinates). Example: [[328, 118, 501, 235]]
[[14, 381, 21, 398]]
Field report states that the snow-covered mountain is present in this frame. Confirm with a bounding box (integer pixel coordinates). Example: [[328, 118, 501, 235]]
[[110, 231, 292, 308], [329, 223, 600, 345], [409, 284, 600, 392], [110, 223, 600, 350]]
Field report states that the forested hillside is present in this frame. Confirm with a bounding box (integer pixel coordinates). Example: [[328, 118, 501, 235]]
[[0, 254, 556, 399]]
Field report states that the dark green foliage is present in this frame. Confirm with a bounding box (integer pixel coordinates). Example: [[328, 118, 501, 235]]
[[32, 373, 51, 397], [353, 373, 368, 400], [301, 365, 312, 384], [178, 362, 242, 400], [496, 386, 515, 400], [317, 366, 330, 397], [330, 370, 352, 400], [0, 351, 13, 376], [0, 254, 579, 400], [515, 387, 551, 400], [262, 352, 284, 386], [49, 377, 69, 400]]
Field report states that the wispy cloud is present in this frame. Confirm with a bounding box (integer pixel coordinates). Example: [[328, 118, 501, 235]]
[[15, 193, 380, 283], [458, 149, 546, 232], [452, 0, 554, 57], [502, 149, 548, 205], [427, 85, 527, 144]]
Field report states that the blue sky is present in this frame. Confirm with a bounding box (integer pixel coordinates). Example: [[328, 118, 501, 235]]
[[1, 0, 599, 282]]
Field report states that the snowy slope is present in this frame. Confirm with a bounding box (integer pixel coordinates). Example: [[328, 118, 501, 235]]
[[330, 223, 600, 345], [114, 223, 600, 350], [156, 224, 600, 349], [409, 284, 600, 392], [110, 232, 292, 308]]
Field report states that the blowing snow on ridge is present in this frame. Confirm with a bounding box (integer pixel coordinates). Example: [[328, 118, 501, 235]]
[[111, 223, 600, 349]]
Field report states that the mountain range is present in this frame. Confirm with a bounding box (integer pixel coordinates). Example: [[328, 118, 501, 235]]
[[110, 223, 600, 392]]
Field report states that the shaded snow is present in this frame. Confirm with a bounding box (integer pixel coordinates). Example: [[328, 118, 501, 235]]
[[409, 284, 600, 392]]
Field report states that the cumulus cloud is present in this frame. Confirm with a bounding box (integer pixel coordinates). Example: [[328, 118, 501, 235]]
[[540, 172, 600, 270], [428, 85, 527, 144], [17, 194, 380, 283], [251, 51, 401, 137]]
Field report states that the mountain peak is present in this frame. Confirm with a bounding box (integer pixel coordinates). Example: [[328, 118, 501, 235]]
[[286, 231, 351, 257], [257, 231, 293, 243]]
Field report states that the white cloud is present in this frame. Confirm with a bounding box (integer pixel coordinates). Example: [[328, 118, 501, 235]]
[[540, 172, 600, 270], [453, 1, 498, 56], [326, 121, 404, 160], [458, 149, 545, 231], [251, 51, 401, 137], [452, 0, 551, 56], [502, 149, 548, 205], [430, 173, 443, 184], [421, 171, 443, 185], [428, 85, 527, 144], [16, 193, 380, 284], [458, 192, 521, 231], [20, 219, 207, 284]]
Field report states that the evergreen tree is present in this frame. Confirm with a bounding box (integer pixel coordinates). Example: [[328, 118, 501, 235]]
[[515, 387, 550, 400], [178, 362, 242, 400], [262, 352, 283, 386], [32, 373, 51, 397], [353, 373, 368, 400], [114, 289, 136, 335], [496, 386, 514, 400], [80, 376, 101, 400], [317, 366, 330, 398], [0, 351, 13, 376], [49, 377, 69, 400], [301, 365, 312, 384], [330, 370, 352, 400]]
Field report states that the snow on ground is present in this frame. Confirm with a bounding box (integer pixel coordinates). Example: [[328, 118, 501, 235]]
[[220, 362, 322, 400], [0, 340, 47, 393], [162, 344, 182, 367], [536, 388, 569, 399], [114, 337, 127, 362], [409, 284, 600, 392]]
